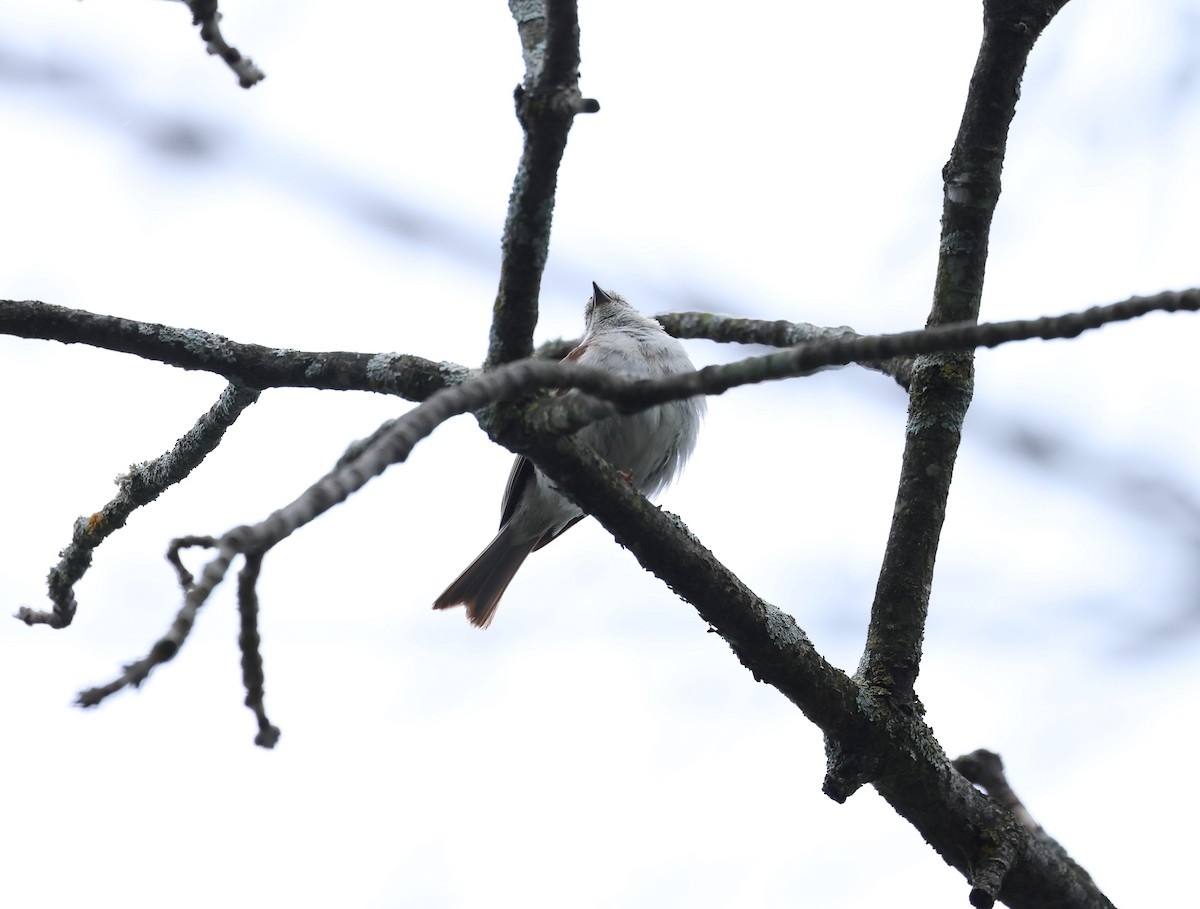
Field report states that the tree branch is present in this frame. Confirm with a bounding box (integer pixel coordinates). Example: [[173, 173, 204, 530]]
[[0, 300, 467, 401], [236, 552, 280, 748], [6, 285, 1193, 630], [70, 360, 593, 710], [657, 311, 911, 387], [184, 0, 265, 88], [15, 381, 260, 629], [489, 0, 599, 367], [558, 290, 1197, 417], [59, 281, 1174, 904], [64, 284, 1191, 710], [857, 0, 1073, 713], [499, 407, 1115, 909], [953, 749, 1103, 908], [10, 289, 1189, 409]]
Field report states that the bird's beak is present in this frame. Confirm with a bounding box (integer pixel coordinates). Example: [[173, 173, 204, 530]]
[[591, 282, 612, 305]]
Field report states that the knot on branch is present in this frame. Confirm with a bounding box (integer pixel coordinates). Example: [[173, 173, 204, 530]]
[[983, 0, 1069, 34], [822, 736, 880, 803], [514, 84, 600, 125], [967, 819, 1024, 908]]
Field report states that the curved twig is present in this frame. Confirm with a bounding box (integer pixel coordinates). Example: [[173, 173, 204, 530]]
[[15, 382, 260, 629]]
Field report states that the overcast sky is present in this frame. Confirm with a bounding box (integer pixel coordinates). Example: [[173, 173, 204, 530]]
[[1, 2, 1197, 907]]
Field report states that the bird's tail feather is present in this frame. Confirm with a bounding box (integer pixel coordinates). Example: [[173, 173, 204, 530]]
[[433, 527, 538, 628]]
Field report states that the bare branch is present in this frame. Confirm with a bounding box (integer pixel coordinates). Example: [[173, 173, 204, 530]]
[[59, 284, 1194, 746], [236, 552, 280, 748], [64, 282, 1173, 897], [489, 0, 599, 367], [32, 286, 1200, 643], [10, 288, 1188, 409], [70, 364, 570, 713], [15, 382, 260, 629], [857, 0, 1074, 715], [0, 300, 468, 400], [497, 412, 1116, 909], [656, 311, 913, 388], [315, 290, 1198, 479], [184, 0, 265, 89], [119, 289, 1190, 652], [596, 290, 1199, 414]]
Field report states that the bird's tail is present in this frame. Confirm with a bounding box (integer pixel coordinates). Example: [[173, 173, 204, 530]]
[[433, 526, 538, 628]]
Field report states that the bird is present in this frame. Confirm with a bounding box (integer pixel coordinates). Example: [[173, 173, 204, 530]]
[[433, 282, 705, 627]]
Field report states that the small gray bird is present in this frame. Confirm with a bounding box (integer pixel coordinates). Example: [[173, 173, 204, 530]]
[[434, 282, 705, 627]]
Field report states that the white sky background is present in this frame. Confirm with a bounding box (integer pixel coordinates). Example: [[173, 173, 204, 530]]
[[0, 1, 1197, 907]]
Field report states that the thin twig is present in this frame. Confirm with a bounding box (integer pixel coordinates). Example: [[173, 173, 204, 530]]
[[167, 535, 221, 589], [75, 539, 240, 706], [184, 0, 265, 88], [236, 552, 280, 748], [655, 312, 913, 388], [571, 290, 1200, 415]]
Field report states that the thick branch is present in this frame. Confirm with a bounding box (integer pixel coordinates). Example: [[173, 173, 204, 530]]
[[858, 0, 1072, 710], [489, 0, 599, 367], [499, 423, 1114, 909]]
